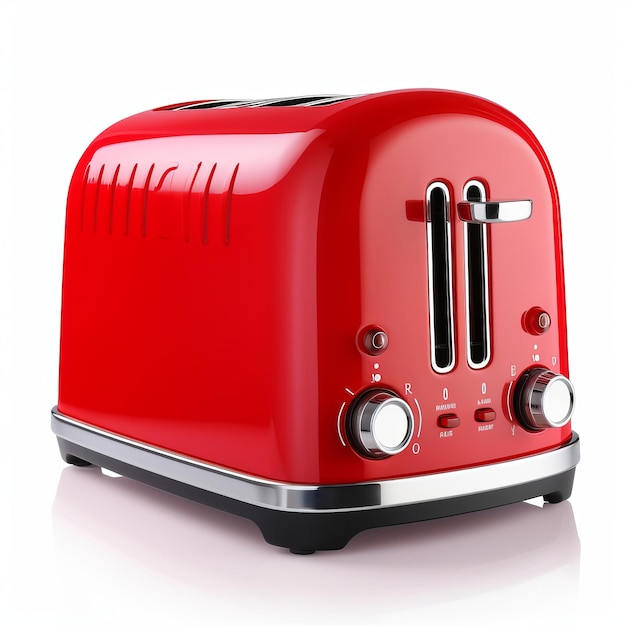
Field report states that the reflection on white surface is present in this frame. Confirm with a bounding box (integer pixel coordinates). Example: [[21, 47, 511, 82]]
[[52, 466, 580, 625]]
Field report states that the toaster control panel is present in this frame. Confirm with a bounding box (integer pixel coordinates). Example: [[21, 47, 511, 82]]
[[338, 162, 575, 471], [347, 390, 414, 458]]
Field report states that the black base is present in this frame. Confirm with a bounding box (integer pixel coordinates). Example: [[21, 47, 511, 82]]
[[57, 437, 576, 554]]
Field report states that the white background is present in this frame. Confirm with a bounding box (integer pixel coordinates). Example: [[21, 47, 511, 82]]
[[2, 1, 624, 623]]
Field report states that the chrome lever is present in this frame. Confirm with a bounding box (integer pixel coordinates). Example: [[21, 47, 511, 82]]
[[457, 200, 532, 223]]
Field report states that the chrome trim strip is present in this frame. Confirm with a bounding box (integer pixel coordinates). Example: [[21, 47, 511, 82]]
[[228, 97, 306, 108], [243, 95, 336, 107], [174, 100, 248, 110], [463, 180, 491, 370], [457, 200, 532, 223], [426, 181, 455, 373], [52, 408, 579, 514], [305, 95, 355, 106], [173, 95, 354, 110]]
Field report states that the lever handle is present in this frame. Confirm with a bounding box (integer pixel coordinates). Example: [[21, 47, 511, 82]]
[[457, 200, 532, 223]]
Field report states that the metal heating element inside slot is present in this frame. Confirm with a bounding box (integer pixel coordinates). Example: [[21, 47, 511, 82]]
[[426, 182, 455, 373], [463, 181, 491, 369]]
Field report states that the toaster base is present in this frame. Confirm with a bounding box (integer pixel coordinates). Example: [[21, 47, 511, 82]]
[[52, 409, 579, 553]]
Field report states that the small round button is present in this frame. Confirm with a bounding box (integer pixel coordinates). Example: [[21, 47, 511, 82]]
[[514, 368, 575, 430], [360, 326, 389, 355], [523, 307, 552, 335], [348, 390, 414, 458]]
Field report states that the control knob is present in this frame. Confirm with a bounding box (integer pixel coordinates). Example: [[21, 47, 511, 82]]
[[348, 390, 414, 458], [514, 368, 575, 430]]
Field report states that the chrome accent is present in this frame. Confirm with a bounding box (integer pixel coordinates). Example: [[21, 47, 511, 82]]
[[173, 95, 354, 110], [348, 391, 414, 458], [516, 369, 576, 430], [463, 181, 491, 369], [246, 95, 352, 107], [174, 100, 249, 110], [221, 96, 321, 108], [52, 408, 579, 514], [458, 199, 532, 223], [306, 95, 355, 106], [426, 182, 455, 373]]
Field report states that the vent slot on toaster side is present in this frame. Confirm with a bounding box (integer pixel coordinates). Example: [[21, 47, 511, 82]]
[[426, 182, 455, 373], [463, 180, 491, 369]]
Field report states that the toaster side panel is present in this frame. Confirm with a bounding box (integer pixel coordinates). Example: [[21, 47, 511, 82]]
[[58, 130, 332, 481]]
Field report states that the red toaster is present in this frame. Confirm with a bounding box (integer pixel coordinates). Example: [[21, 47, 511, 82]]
[[52, 89, 580, 553]]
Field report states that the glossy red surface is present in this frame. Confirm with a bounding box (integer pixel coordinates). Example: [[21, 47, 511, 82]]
[[57, 89, 572, 484]]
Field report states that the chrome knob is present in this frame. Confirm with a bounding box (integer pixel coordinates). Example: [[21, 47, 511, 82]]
[[515, 368, 575, 430], [348, 390, 414, 458]]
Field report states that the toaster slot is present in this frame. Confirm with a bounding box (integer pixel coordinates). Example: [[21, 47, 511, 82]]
[[174, 100, 249, 110], [426, 182, 455, 373], [170, 95, 354, 110], [463, 181, 491, 369]]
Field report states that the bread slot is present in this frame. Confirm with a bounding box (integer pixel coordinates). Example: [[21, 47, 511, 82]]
[[426, 182, 455, 373]]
